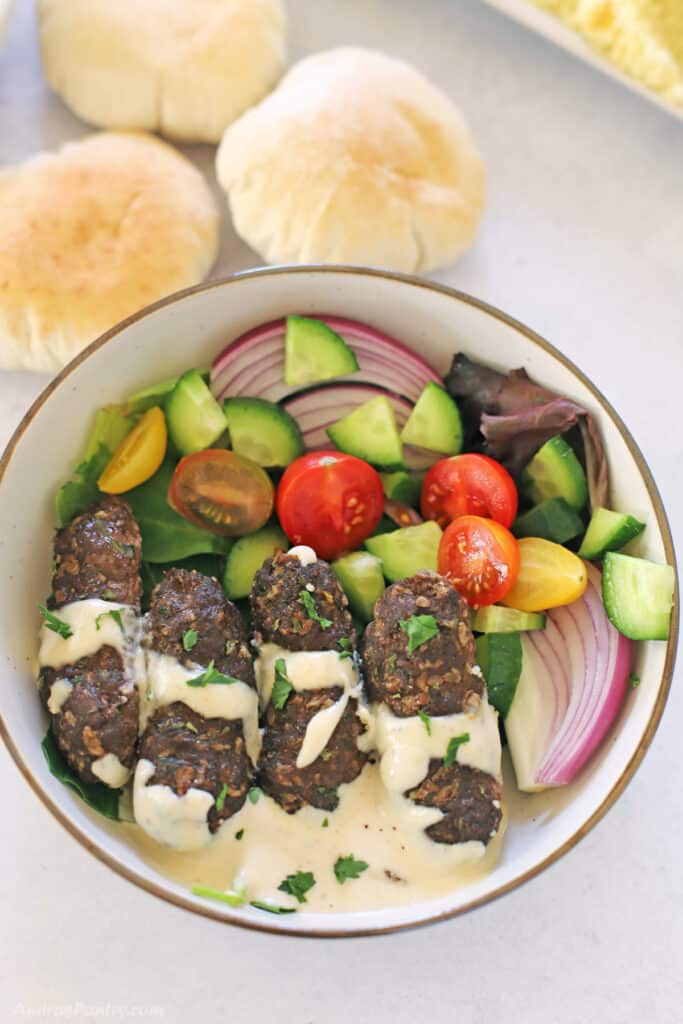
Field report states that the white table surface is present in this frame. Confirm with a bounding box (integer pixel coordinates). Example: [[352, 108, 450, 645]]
[[1, 2, 682, 1021]]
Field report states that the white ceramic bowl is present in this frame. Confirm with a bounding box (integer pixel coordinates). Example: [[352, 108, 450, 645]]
[[0, 267, 677, 937]]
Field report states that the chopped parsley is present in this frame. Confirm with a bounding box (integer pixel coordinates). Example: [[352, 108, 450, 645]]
[[322, 817, 329, 828], [418, 709, 432, 736], [95, 608, 124, 632], [247, 786, 262, 804], [183, 629, 199, 652], [185, 720, 198, 735], [39, 605, 73, 640], [317, 785, 338, 800], [93, 520, 135, 558], [334, 854, 369, 884], [215, 783, 229, 812], [271, 658, 294, 709], [250, 901, 296, 915], [399, 614, 439, 653], [443, 732, 470, 767], [235, 829, 244, 841], [338, 637, 354, 660], [629, 672, 641, 689], [299, 589, 332, 629], [278, 870, 316, 904], [186, 660, 240, 688], [191, 884, 246, 907]]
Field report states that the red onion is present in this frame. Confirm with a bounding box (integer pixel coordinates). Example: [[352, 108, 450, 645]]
[[505, 563, 632, 790], [282, 384, 412, 450]]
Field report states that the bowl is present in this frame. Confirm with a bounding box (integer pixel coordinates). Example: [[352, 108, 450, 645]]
[[0, 266, 677, 936]]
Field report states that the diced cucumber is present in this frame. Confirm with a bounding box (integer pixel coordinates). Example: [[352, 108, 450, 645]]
[[602, 552, 675, 640], [365, 521, 442, 582], [284, 316, 359, 386], [223, 397, 303, 468], [124, 377, 178, 415], [223, 524, 288, 599], [164, 369, 227, 456], [83, 405, 136, 461], [380, 471, 421, 507], [399, 381, 463, 455], [522, 435, 588, 511], [513, 497, 584, 544], [475, 632, 523, 718], [472, 606, 546, 633], [332, 551, 386, 622], [578, 506, 646, 560], [328, 396, 403, 469]]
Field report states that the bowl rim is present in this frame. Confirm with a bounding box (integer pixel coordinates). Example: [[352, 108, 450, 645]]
[[0, 264, 678, 938]]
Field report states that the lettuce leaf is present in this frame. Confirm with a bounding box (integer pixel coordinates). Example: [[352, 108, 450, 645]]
[[41, 731, 121, 820]]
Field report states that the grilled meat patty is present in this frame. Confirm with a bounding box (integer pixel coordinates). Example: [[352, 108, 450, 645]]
[[409, 761, 502, 845]]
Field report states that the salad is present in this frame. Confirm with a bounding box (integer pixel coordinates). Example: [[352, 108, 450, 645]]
[[36, 314, 675, 916]]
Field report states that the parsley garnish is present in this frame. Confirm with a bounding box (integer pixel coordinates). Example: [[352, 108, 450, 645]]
[[215, 783, 229, 812], [271, 658, 294, 709], [183, 629, 199, 652], [248, 786, 262, 804], [192, 884, 246, 907], [317, 785, 338, 800], [443, 732, 470, 767], [39, 605, 73, 640], [278, 870, 316, 904], [299, 589, 332, 629], [250, 900, 296, 915], [418, 709, 432, 735], [399, 614, 439, 653], [322, 817, 329, 828], [235, 829, 244, 841], [186, 660, 240, 688], [629, 672, 641, 689], [338, 637, 354, 660], [95, 608, 124, 632], [334, 854, 369, 884], [185, 720, 198, 735]]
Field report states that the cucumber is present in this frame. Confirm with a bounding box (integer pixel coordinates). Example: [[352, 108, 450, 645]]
[[365, 521, 442, 582], [602, 552, 675, 640], [124, 377, 178, 415], [164, 369, 227, 456], [399, 381, 463, 455], [475, 632, 522, 718], [83, 405, 135, 461], [522, 435, 588, 511], [284, 316, 359, 386], [327, 396, 403, 469], [513, 497, 584, 544], [223, 524, 288, 599], [223, 397, 303, 468], [472, 606, 546, 633], [332, 551, 386, 622], [380, 471, 421, 507], [578, 506, 645, 560]]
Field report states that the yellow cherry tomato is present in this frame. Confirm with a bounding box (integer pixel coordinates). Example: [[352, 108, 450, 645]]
[[500, 537, 587, 612], [98, 406, 167, 494]]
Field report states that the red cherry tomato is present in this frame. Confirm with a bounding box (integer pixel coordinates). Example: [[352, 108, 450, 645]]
[[438, 514, 520, 607], [276, 452, 384, 561], [421, 454, 518, 529], [169, 449, 274, 536]]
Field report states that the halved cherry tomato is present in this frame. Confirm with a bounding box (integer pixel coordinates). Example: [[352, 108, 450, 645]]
[[438, 514, 520, 607], [98, 407, 167, 494], [501, 537, 587, 612], [276, 452, 384, 561], [421, 454, 518, 528], [169, 449, 274, 536]]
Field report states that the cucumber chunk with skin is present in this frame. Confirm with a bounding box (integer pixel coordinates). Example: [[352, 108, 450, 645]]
[[327, 396, 403, 469], [223, 397, 303, 468], [380, 471, 421, 507], [165, 369, 227, 456], [83, 405, 135, 461], [578, 507, 646, 560], [400, 382, 463, 455], [332, 551, 386, 622], [513, 497, 584, 544], [472, 606, 546, 633], [365, 521, 442, 581], [284, 316, 359, 386], [475, 632, 523, 718], [223, 524, 288, 599], [522, 435, 588, 511], [602, 552, 674, 640]]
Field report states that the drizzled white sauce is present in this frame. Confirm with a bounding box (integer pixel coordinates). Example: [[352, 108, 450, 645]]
[[254, 644, 358, 707], [46, 678, 72, 715], [38, 600, 136, 672], [133, 759, 214, 852], [287, 545, 317, 566], [92, 753, 130, 788], [296, 692, 349, 769]]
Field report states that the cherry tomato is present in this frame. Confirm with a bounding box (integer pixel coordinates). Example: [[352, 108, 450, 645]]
[[501, 537, 587, 612], [98, 407, 167, 494], [438, 514, 520, 607], [169, 449, 274, 536], [421, 454, 518, 529], [276, 452, 384, 561]]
